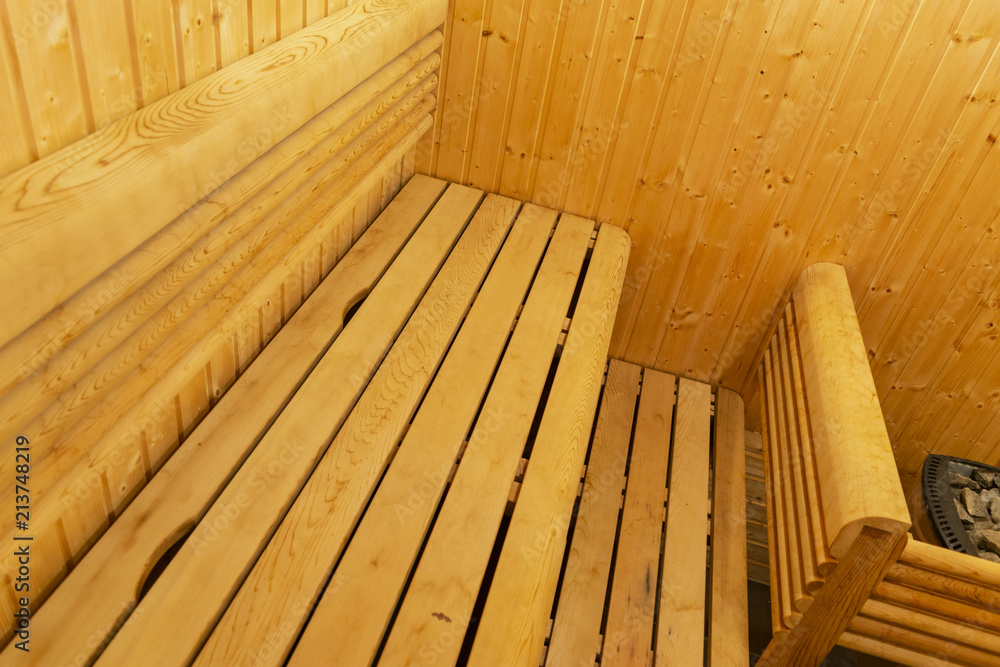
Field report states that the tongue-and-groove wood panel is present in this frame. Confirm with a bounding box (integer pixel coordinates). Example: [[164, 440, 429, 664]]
[[424, 0, 1000, 492]]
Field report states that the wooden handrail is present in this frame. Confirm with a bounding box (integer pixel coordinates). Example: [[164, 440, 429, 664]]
[[792, 262, 910, 557]]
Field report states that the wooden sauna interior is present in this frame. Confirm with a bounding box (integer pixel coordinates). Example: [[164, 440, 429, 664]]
[[2, 0, 1000, 664]]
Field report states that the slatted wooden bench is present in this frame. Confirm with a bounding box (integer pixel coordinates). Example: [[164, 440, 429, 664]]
[[756, 262, 1000, 666], [548, 362, 749, 667], [3, 173, 752, 666]]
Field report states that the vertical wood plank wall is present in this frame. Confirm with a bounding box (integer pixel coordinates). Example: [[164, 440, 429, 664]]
[[422, 0, 1000, 493]]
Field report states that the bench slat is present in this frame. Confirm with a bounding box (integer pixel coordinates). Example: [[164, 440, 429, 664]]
[[656, 377, 712, 666], [546, 359, 640, 667], [710, 388, 749, 667], [378, 212, 594, 666], [282, 203, 557, 667], [466, 222, 631, 667], [182, 190, 517, 667], [602, 368, 675, 667], [8, 174, 449, 666], [92, 183, 485, 666]]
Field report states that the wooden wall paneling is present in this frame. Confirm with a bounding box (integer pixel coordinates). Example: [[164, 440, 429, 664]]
[[725, 0, 924, 399], [414, 0, 451, 175], [891, 266, 1000, 475], [856, 51, 1000, 356], [833, 2, 999, 286], [402, 142, 416, 181], [612, 0, 751, 366], [381, 155, 403, 209], [130, 0, 182, 105], [433, 0, 492, 182], [250, 0, 277, 52], [860, 78, 1000, 444], [494, 0, 564, 200], [207, 339, 238, 406], [217, 0, 251, 67], [464, 0, 530, 192], [306, 0, 327, 24], [664, 0, 877, 379], [69, 0, 136, 130], [330, 205, 354, 264], [302, 244, 322, 300], [281, 263, 304, 324], [177, 364, 212, 441], [866, 140, 1000, 423], [529, 0, 606, 209], [234, 309, 262, 374], [558, 0, 650, 218], [279, 0, 304, 38], [176, 0, 220, 85], [592, 0, 688, 229], [368, 170, 387, 235], [351, 191, 370, 245], [0, 2, 33, 176], [868, 150, 1000, 475], [606, 0, 739, 362], [263, 270, 290, 340], [4, 0, 88, 158]]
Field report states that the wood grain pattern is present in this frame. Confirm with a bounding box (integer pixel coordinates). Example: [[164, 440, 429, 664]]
[[423, 0, 1000, 477], [756, 527, 904, 667], [792, 262, 910, 557], [0, 32, 440, 406], [196, 192, 516, 667], [91, 184, 483, 667], [0, 45, 442, 470], [710, 388, 749, 667], [465, 222, 630, 667], [285, 204, 555, 667], [1, 175, 449, 665], [546, 359, 640, 667], [378, 213, 594, 667], [0, 0, 446, 349], [656, 377, 712, 667], [602, 368, 673, 667], [1, 94, 437, 572]]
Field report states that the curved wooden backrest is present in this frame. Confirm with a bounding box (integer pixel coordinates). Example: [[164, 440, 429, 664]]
[[791, 262, 910, 557]]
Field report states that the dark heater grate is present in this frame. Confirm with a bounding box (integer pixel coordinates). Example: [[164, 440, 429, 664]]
[[923, 453, 1000, 557]]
